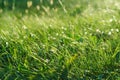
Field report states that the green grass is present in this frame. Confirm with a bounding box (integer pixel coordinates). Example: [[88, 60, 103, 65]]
[[0, 0, 120, 80]]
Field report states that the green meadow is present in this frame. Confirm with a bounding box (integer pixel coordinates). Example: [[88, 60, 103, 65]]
[[0, 0, 120, 79]]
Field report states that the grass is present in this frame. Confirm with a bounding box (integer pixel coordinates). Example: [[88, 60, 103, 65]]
[[0, 0, 120, 80]]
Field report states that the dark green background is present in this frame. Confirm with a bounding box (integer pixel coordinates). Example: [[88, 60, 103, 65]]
[[0, 0, 60, 10]]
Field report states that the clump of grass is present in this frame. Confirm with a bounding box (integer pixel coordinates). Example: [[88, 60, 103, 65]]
[[0, 0, 120, 80]]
